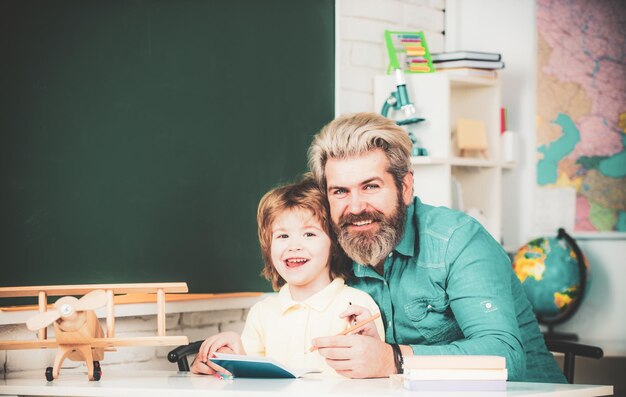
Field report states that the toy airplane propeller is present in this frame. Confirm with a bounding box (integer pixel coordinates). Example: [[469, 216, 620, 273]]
[[27, 289, 108, 332], [0, 283, 189, 381]]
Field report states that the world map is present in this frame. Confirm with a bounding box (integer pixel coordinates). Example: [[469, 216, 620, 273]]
[[536, 0, 626, 232]]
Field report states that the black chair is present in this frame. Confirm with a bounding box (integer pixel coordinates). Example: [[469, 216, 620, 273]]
[[544, 339, 604, 384], [168, 339, 604, 383], [168, 340, 204, 371]]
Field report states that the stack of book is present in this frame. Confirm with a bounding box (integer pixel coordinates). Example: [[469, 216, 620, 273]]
[[402, 355, 507, 391], [431, 51, 504, 78]]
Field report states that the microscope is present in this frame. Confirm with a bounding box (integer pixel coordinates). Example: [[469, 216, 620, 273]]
[[381, 69, 428, 156]]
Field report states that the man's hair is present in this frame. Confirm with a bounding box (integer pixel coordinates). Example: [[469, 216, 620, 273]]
[[257, 173, 350, 291], [307, 112, 413, 191]]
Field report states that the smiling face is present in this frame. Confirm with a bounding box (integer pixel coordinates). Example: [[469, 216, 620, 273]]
[[270, 208, 332, 301], [325, 149, 413, 267]]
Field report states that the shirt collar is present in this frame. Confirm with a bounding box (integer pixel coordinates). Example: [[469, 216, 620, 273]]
[[277, 278, 346, 314], [393, 199, 417, 257]]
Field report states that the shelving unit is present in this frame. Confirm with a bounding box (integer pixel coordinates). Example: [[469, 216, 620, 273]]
[[375, 72, 514, 242]]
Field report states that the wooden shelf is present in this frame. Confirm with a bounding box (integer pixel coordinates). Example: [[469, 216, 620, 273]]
[[412, 156, 503, 167], [410, 156, 448, 165], [449, 157, 497, 167], [449, 75, 499, 88], [376, 73, 513, 241]]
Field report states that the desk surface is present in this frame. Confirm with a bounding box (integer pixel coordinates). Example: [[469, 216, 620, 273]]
[[0, 370, 614, 397]]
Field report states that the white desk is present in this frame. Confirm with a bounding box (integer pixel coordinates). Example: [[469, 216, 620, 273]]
[[0, 370, 614, 397]]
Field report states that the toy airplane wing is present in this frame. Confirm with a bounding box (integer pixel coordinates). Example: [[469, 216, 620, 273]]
[[0, 339, 59, 350], [0, 335, 189, 350], [90, 336, 189, 348]]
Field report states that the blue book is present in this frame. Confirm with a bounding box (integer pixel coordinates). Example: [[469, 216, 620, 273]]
[[209, 353, 321, 379]]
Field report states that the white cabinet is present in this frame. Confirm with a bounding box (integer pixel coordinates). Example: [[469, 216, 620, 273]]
[[375, 73, 513, 242]]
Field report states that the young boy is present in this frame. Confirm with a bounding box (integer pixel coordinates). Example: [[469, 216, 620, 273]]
[[191, 174, 384, 376]]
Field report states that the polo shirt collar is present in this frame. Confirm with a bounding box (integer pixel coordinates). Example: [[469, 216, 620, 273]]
[[278, 278, 345, 313]]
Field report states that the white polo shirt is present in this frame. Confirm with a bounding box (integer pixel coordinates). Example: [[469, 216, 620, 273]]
[[241, 278, 385, 376]]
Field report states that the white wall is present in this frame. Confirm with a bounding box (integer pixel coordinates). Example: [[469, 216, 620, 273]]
[[557, 239, 626, 344], [337, 0, 446, 115], [444, 0, 625, 344]]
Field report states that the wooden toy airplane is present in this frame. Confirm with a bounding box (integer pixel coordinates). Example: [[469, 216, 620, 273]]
[[0, 283, 190, 381]]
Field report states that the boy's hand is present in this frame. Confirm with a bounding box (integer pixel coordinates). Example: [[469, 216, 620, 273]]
[[190, 331, 245, 375], [339, 305, 380, 339]]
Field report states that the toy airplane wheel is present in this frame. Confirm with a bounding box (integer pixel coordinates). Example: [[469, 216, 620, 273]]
[[93, 361, 102, 381], [45, 367, 54, 381]]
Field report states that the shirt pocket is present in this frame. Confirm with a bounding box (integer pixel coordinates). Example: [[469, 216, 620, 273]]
[[404, 295, 463, 344]]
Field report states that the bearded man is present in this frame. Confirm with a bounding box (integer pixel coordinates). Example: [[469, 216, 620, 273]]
[[307, 112, 565, 383]]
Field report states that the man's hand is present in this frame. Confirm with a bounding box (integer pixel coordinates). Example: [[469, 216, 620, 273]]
[[339, 305, 380, 339], [312, 334, 395, 378], [190, 331, 245, 375]]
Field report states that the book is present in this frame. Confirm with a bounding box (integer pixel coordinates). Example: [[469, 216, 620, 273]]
[[433, 59, 505, 70], [431, 50, 501, 62], [405, 368, 508, 381], [403, 355, 506, 370], [403, 379, 506, 391], [437, 67, 498, 78], [209, 353, 321, 378]]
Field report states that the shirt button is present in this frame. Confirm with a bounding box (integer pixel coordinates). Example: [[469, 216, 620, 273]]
[[388, 321, 392, 327], [427, 304, 432, 309], [388, 252, 393, 258]]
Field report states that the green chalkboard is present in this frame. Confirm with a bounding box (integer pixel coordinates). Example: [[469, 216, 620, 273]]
[[0, 0, 334, 296]]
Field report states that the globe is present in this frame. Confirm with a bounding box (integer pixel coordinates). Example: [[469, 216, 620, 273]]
[[512, 228, 589, 330]]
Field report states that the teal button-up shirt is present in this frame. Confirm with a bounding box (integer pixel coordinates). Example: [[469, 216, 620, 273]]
[[347, 197, 566, 383]]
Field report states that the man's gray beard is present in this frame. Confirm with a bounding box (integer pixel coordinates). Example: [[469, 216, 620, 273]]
[[334, 198, 407, 266]]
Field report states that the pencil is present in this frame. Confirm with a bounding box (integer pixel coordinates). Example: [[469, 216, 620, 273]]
[[309, 313, 381, 352]]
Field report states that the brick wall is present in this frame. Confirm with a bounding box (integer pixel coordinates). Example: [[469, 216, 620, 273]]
[[338, 0, 446, 114]]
